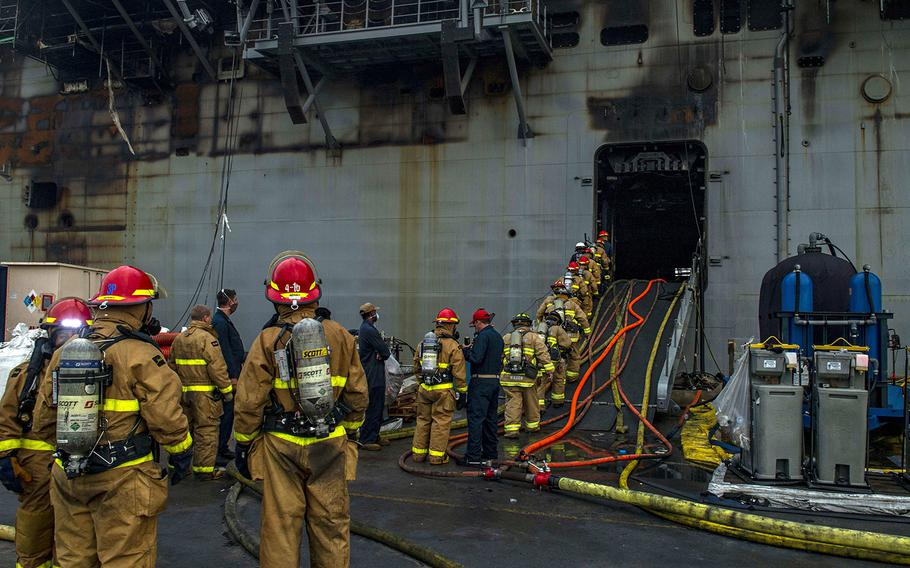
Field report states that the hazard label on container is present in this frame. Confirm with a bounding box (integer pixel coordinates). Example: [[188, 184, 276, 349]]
[[23, 290, 39, 313]]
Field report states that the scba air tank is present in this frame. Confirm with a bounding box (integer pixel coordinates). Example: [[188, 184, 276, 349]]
[[420, 331, 440, 374], [290, 319, 335, 429], [55, 338, 108, 459], [780, 266, 813, 356], [849, 265, 883, 367]]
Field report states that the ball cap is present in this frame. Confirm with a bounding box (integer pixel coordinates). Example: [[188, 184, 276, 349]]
[[471, 308, 495, 323], [359, 302, 379, 315]]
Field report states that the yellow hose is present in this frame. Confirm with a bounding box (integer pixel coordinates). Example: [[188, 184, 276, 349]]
[[556, 476, 910, 562], [618, 284, 684, 483], [594, 283, 910, 563], [0, 524, 13, 542]]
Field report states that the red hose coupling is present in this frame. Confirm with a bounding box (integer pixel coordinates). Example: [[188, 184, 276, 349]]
[[533, 471, 551, 488], [482, 467, 497, 480]]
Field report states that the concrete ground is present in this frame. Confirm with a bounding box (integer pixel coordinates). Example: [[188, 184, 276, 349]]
[[0, 437, 898, 567]]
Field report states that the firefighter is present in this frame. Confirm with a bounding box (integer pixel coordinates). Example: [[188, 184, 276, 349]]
[[411, 309, 467, 464], [578, 255, 598, 300], [0, 297, 91, 568], [501, 314, 552, 437], [581, 253, 602, 298], [233, 251, 369, 568], [29, 266, 193, 568], [536, 310, 573, 410], [567, 261, 593, 318], [594, 230, 612, 277], [536, 279, 590, 384], [168, 304, 233, 480]]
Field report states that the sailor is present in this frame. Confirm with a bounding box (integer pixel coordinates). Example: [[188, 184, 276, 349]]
[[31, 266, 193, 567], [233, 251, 368, 568], [500, 314, 553, 438], [168, 304, 233, 480], [461, 309, 504, 465], [357, 302, 391, 452], [536, 280, 590, 384], [410, 309, 467, 465], [0, 297, 91, 568]]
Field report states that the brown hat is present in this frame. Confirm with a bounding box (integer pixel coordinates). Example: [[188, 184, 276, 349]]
[[359, 302, 379, 315]]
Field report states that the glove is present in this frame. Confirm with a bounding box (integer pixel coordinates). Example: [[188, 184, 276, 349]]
[[234, 443, 251, 480], [0, 456, 23, 494], [167, 449, 193, 486], [455, 391, 467, 411]]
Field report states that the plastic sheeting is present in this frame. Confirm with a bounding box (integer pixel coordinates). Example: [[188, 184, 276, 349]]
[[713, 343, 751, 451], [681, 404, 732, 468], [708, 463, 910, 517], [0, 324, 46, 394], [385, 356, 415, 406]]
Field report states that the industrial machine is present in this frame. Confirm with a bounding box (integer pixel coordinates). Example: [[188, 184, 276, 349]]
[[739, 342, 804, 482], [810, 346, 870, 489]]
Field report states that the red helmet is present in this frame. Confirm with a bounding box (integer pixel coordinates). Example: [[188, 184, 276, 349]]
[[567, 261, 579, 271], [578, 256, 590, 265], [551, 279, 567, 291], [265, 251, 321, 306], [598, 230, 608, 239], [90, 266, 159, 306], [435, 308, 459, 324], [471, 308, 494, 323], [42, 297, 92, 329]]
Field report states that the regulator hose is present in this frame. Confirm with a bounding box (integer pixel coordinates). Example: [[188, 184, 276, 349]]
[[223, 467, 464, 568], [0, 524, 13, 542]]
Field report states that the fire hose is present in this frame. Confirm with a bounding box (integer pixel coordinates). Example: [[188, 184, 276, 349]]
[[481, 282, 910, 564]]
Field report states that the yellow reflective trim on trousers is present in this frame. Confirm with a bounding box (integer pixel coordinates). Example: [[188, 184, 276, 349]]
[[21, 439, 55, 451], [342, 420, 364, 430], [526, 422, 540, 429], [103, 398, 140, 412], [182, 385, 216, 392], [412, 447, 428, 454], [162, 432, 193, 454], [267, 425, 345, 447], [538, 399, 546, 405], [192, 466, 215, 473], [175, 358, 207, 366], [570, 337, 579, 342], [235, 429, 260, 443], [54, 452, 153, 472], [584, 328, 592, 334], [115, 453, 153, 469], [19, 561, 52, 568], [552, 393, 565, 400], [420, 382, 453, 391], [0, 439, 22, 452], [566, 371, 579, 377], [547, 337, 557, 346], [500, 380, 534, 387], [428, 449, 446, 457], [504, 424, 520, 431]]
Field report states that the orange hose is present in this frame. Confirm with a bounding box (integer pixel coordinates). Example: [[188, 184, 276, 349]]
[[521, 279, 664, 458]]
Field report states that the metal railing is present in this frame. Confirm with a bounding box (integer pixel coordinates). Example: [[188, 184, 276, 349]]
[[246, 0, 545, 40]]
